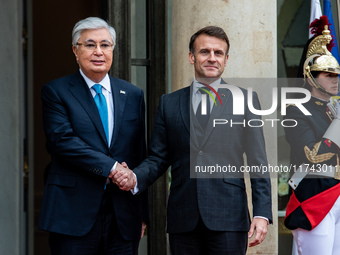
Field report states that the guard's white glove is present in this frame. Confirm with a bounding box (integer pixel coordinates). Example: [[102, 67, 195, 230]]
[[324, 98, 340, 147], [327, 98, 340, 119]]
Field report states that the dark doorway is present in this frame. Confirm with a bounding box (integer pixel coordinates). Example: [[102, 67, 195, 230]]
[[30, 1, 103, 254]]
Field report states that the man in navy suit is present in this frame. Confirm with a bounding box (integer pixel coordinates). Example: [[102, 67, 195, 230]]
[[39, 17, 147, 255], [113, 26, 272, 254]]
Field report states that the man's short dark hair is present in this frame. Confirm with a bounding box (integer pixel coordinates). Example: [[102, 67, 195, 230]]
[[189, 26, 230, 55]]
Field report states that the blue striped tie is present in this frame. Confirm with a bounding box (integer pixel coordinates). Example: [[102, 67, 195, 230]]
[[92, 84, 109, 145]]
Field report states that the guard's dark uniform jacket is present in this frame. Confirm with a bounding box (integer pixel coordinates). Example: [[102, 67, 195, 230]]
[[284, 96, 340, 230]]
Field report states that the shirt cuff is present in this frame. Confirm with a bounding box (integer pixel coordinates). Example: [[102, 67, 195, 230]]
[[106, 161, 118, 185], [111, 161, 118, 171], [130, 173, 139, 195], [254, 216, 270, 224]]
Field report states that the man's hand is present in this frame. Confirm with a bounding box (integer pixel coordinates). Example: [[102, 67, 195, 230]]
[[110, 162, 136, 191], [141, 221, 147, 239], [248, 218, 268, 247]]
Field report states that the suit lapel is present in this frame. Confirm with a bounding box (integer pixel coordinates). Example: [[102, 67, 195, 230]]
[[182, 85, 200, 149], [110, 78, 127, 148], [180, 86, 191, 135], [68, 72, 108, 146]]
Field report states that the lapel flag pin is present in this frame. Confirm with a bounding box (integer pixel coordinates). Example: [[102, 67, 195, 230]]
[[120, 90, 126, 94], [222, 94, 225, 97]]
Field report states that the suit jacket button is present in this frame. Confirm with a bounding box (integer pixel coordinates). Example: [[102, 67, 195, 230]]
[[199, 151, 203, 155]]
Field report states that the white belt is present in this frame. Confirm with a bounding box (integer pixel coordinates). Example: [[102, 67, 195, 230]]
[[289, 164, 340, 190]]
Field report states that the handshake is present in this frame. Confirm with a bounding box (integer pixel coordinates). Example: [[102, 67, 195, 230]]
[[109, 162, 137, 191]]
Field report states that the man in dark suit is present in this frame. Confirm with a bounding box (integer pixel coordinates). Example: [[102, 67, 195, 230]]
[[38, 17, 147, 255], [113, 26, 272, 254]]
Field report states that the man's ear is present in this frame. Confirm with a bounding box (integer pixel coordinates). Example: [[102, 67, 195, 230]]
[[189, 51, 195, 65], [72, 46, 79, 62], [224, 54, 229, 67]]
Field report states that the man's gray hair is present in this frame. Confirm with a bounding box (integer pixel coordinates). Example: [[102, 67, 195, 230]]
[[72, 17, 116, 49]]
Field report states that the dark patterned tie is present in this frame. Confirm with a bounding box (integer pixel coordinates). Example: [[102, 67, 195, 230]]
[[196, 88, 211, 129]]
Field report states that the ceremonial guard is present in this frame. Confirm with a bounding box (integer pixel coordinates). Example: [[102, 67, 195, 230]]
[[284, 16, 340, 255]]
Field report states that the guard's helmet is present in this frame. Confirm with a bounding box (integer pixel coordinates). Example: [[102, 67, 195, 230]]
[[303, 17, 340, 96]]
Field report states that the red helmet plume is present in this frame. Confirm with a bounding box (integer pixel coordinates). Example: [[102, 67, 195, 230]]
[[309, 15, 335, 51]]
